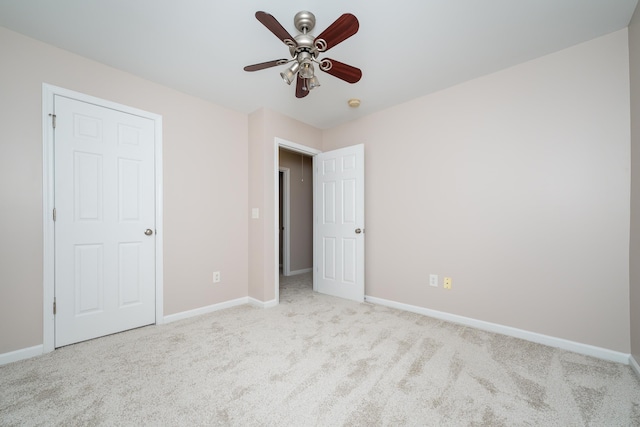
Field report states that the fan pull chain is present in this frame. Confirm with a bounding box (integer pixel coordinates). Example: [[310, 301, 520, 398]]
[[301, 155, 304, 182]]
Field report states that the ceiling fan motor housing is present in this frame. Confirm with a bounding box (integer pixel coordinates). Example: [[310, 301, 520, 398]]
[[291, 11, 319, 59], [294, 11, 316, 33]]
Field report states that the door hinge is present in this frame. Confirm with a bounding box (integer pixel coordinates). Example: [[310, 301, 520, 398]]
[[53, 298, 56, 315], [49, 113, 57, 128], [53, 208, 56, 221]]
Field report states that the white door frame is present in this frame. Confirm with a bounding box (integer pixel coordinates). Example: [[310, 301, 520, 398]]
[[42, 83, 164, 353], [274, 137, 321, 303], [279, 167, 291, 276]]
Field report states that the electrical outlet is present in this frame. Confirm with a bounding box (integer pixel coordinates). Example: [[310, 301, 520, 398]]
[[213, 271, 221, 283], [429, 274, 438, 287], [444, 277, 452, 289]]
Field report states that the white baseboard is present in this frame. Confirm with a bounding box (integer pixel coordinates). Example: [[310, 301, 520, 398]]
[[288, 268, 312, 276], [2, 296, 277, 365], [630, 354, 640, 378], [7, 296, 629, 367], [249, 297, 278, 309], [365, 295, 630, 365], [0, 345, 43, 366], [163, 297, 249, 323]]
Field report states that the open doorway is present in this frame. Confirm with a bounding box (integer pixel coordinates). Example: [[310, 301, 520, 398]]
[[274, 139, 366, 303], [279, 147, 313, 279], [274, 138, 321, 303]]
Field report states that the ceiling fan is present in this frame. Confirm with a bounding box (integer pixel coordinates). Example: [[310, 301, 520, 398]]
[[243, 11, 362, 98]]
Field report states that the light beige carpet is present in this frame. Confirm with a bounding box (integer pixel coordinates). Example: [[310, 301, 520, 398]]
[[1, 273, 640, 426]]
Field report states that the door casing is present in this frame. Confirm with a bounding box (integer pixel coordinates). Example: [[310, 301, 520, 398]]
[[279, 167, 291, 276], [42, 83, 164, 353]]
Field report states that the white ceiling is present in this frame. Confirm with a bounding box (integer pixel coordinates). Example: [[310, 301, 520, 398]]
[[0, 1, 637, 129]]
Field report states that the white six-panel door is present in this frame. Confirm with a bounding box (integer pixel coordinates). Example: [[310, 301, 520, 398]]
[[314, 144, 365, 302], [54, 95, 156, 347]]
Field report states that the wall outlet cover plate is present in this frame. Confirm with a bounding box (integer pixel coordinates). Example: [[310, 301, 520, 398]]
[[429, 274, 438, 287]]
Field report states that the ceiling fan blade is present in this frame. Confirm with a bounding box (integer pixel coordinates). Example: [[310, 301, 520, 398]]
[[244, 59, 289, 72], [314, 13, 359, 52], [319, 58, 362, 84], [255, 11, 297, 47], [296, 77, 310, 98]]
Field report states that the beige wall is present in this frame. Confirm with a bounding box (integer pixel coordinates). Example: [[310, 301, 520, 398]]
[[1, 21, 636, 357], [630, 5, 640, 361], [248, 109, 321, 302], [248, 110, 267, 301], [323, 30, 632, 352], [0, 27, 249, 354], [279, 149, 313, 272]]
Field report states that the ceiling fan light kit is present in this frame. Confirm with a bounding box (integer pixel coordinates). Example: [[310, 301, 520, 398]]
[[280, 62, 300, 84], [244, 10, 362, 98]]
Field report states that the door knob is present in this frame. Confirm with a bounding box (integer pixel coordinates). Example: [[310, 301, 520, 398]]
[[144, 229, 153, 236], [355, 228, 362, 234]]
